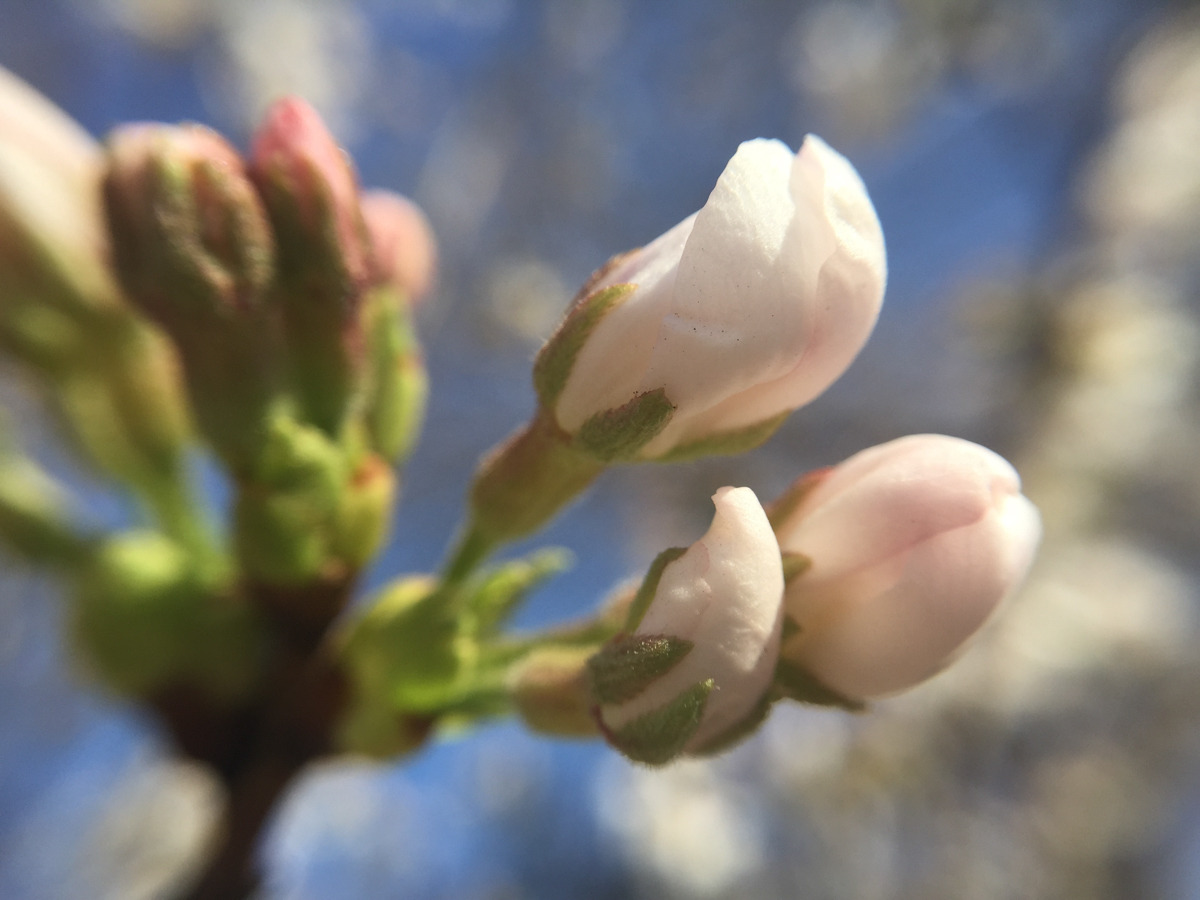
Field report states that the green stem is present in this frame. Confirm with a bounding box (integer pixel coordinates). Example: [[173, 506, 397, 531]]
[[443, 413, 604, 586], [140, 466, 224, 577], [440, 522, 497, 588]]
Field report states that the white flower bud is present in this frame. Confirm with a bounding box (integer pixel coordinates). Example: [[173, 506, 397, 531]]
[[590, 487, 784, 764], [542, 135, 886, 460], [774, 434, 1042, 701], [0, 65, 115, 309]]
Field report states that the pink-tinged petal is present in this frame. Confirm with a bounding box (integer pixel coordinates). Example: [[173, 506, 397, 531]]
[[361, 189, 437, 300], [776, 434, 1041, 699]]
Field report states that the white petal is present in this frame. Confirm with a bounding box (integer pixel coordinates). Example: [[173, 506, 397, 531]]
[[777, 435, 1042, 699], [639, 140, 809, 415], [785, 493, 1040, 698], [554, 214, 695, 431]]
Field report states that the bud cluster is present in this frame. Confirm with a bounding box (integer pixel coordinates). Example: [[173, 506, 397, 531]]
[[100, 96, 434, 603], [0, 60, 1043, 833], [0, 68, 435, 713]]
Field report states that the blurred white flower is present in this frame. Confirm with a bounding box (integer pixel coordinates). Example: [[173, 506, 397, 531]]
[[0, 65, 115, 307], [596, 757, 765, 898]]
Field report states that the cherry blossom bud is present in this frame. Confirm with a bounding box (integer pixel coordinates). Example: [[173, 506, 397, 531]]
[[536, 135, 886, 462], [773, 434, 1042, 702], [250, 97, 369, 287], [249, 97, 370, 435], [103, 122, 281, 470], [0, 68, 191, 489], [362, 189, 437, 301], [589, 487, 783, 764], [358, 192, 434, 463]]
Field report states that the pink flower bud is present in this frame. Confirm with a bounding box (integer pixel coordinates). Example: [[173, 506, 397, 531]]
[[361, 189, 437, 301], [591, 487, 784, 763], [249, 97, 371, 435], [249, 97, 369, 288], [544, 135, 886, 460], [774, 434, 1041, 700]]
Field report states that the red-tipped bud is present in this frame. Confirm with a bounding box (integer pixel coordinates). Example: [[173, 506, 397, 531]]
[[250, 97, 370, 290], [249, 98, 372, 436]]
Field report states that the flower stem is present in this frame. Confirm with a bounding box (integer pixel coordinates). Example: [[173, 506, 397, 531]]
[[440, 521, 496, 587]]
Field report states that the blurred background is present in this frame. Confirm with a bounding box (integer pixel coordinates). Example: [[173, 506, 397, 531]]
[[3, 0, 1200, 897]]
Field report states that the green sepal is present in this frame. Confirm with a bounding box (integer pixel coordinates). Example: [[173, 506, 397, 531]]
[[234, 413, 346, 584], [338, 577, 462, 713], [781, 552, 811, 583], [689, 689, 774, 757], [653, 410, 790, 463], [72, 530, 260, 700], [361, 284, 427, 464], [466, 547, 572, 636], [774, 659, 864, 711], [587, 634, 694, 706], [609, 678, 714, 766], [0, 457, 92, 568], [533, 283, 635, 409], [625, 546, 687, 630], [577, 388, 675, 462]]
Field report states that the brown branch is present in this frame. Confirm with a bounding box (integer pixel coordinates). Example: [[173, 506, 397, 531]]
[[157, 576, 355, 900]]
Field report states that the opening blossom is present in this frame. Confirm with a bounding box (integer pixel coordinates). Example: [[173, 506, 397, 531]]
[[541, 135, 886, 460], [589, 487, 784, 764], [773, 434, 1042, 701]]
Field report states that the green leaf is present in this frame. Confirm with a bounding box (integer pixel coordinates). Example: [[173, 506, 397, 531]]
[[774, 659, 864, 711], [533, 283, 635, 408], [0, 457, 92, 568], [609, 678, 714, 765], [588, 634, 694, 706], [653, 410, 790, 463], [467, 547, 573, 635], [577, 388, 675, 462]]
